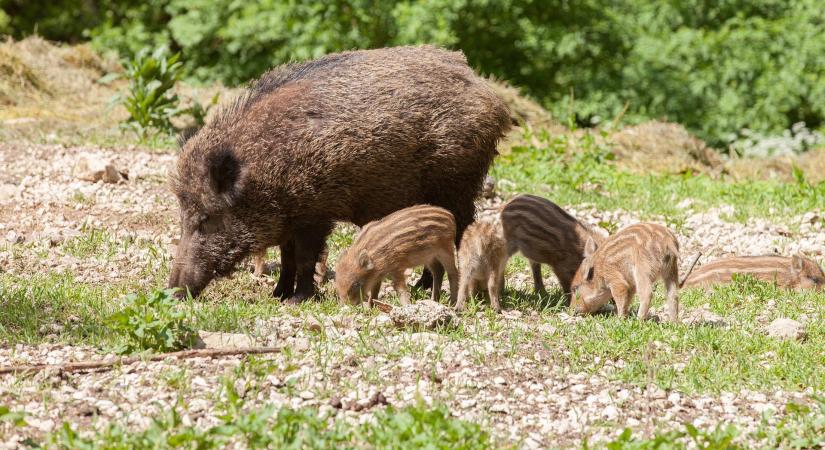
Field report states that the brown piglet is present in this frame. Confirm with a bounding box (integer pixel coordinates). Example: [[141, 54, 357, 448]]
[[455, 218, 508, 312], [335, 205, 458, 306], [682, 254, 824, 291], [501, 194, 606, 300], [570, 223, 680, 321]]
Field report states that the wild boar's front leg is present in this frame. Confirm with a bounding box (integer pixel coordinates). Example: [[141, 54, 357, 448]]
[[530, 261, 547, 296], [285, 223, 332, 304], [273, 241, 296, 299]]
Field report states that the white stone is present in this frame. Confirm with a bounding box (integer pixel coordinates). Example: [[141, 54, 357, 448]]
[[765, 318, 806, 341]]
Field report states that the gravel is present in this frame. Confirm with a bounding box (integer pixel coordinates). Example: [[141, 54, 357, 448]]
[[1, 143, 823, 447]]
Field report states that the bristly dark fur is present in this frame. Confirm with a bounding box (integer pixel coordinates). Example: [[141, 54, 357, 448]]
[[211, 52, 363, 129], [177, 126, 201, 148], [169, 45, 510, 300]]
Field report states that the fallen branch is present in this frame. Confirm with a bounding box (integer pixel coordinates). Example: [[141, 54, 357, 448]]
[[0, 346, 281, 376]]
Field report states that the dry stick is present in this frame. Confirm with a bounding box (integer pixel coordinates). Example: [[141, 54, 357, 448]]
[[0, 346, 281, 376], [679, 251, 703, 288]]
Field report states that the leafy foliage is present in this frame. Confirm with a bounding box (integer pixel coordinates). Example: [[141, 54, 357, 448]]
[[0, 405, 26, 427], [107, 288, 196, 354], [50, 402, 495, 449], [119, 46, 184, 137], [3, 0, 823, 145], [493, 129, 825, 224]]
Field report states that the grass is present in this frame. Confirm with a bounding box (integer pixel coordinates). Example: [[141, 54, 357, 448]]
[[2, 78, 825, 446], [0, 401, 495, 449], [493, 129, 825, 225]]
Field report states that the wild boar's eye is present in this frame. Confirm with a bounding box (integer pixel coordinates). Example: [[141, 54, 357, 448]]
[[586, 267, 594, 281]]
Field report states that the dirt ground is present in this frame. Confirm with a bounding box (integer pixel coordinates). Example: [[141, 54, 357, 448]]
[[1, 142, 823, 448]]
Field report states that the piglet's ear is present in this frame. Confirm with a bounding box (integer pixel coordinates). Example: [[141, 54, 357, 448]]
[[584, 237, 597, 258], [208, 148, 243, 206], [791, 254, 804, 273], [357, 249, 374, 270]]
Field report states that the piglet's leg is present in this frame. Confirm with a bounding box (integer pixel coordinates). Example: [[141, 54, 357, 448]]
[[610, 282, 632, 318], [530, 261, 547, 296], [429, 262, 445, 303], [436, 247, 459, 304], [487, 270, 503, 313], [455, 271, 472, 312], [636, 279, 653, 320], [664, 277, 679, 322], [392, 271, 412, 305]]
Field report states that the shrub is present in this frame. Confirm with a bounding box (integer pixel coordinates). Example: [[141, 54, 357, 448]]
[[119, 46, 184, 137], [107, 288, 196, 354]]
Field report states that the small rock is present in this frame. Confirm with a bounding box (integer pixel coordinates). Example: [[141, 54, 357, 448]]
[[489, 402, 510, 414], [5, 230, 24, 244], [460, 398, 477, 408], [765, 318, 806, 341], [299, 390, 315, 400], [681, 307, 726, 327], [0, 183, 18, 204], [305, 317, 323, 333], [602, 405, 619, 420], [329, 397, 343, 409], [493, 376, 507, 385], [390, 300, 456, 330], [194, 331, 255, 349], [73, 153, 127, 184]]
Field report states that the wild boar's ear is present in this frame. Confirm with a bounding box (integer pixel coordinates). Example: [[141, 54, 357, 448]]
[[583, 237, 597, 258], [207, 149, 243, 206], [357, 249, 374, 271]]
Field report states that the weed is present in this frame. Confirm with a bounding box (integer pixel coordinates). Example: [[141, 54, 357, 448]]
[[107, 288, 196, 354], [119, 46, 184, 138], [49, 402, 496, 449]]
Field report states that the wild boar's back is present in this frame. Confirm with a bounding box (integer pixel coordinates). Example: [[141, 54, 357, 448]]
[[201, 45, 511, 227]]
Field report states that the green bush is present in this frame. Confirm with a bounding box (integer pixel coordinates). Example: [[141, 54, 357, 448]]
[[119, 46, 184, 137], [3, 0, 824, 146], [107, 288, 196, 354]]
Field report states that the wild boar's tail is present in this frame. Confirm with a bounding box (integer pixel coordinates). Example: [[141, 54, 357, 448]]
[[679, 252, 703, 288]]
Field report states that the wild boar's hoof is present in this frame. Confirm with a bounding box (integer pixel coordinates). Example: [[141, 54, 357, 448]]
[[272, 280, 295, 299], [283, 294, 313, 305]]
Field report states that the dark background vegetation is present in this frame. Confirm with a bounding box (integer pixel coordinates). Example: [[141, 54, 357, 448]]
[[1, 0, 823, 146]]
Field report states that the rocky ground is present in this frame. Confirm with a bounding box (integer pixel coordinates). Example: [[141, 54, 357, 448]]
[[1, 143, 823, 448]]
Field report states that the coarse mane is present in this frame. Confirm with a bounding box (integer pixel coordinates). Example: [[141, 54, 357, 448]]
[[210, 51, 360, 129]]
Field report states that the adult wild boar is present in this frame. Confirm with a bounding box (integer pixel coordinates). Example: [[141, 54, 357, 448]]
[[168, 46, 511, 302]]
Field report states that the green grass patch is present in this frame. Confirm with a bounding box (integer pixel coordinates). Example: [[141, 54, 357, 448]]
[[545, 278, 825, 393], [493, 130, 825, 224], [44, 402, 496, 449]]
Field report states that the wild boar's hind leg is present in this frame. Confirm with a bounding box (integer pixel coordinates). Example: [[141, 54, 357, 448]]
[[273, 241, 296, 299], [285, 222, 333, 304], [664, 257, 680, 322], [433, 247, 459, 304], [610, 281, 632, 318]]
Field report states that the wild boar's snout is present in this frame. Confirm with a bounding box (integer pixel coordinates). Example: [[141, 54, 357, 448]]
[[167, 233, 205, 298]]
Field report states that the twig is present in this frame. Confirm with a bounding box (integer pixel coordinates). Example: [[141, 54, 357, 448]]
[[0, 346, 281, 376], [679, 251, 703, 288]]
